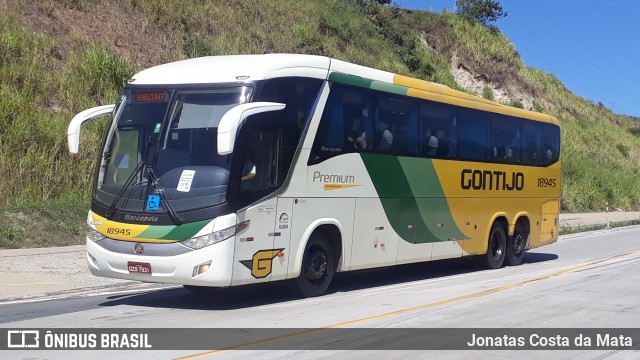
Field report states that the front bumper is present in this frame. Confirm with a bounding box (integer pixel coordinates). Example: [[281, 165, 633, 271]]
[[86, 237, 235, 287]]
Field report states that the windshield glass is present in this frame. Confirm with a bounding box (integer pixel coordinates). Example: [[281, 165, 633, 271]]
[[94, 87, 248, 214]]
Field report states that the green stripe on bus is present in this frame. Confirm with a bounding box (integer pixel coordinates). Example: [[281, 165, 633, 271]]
[[398, 157, 469, 241], [328, 72, 373, 88], [136, 225, 176, 240], [370, 81, 408, 96], [159, 219, 211, 241], [360, 154, 440, 243], [328, 72, 409, 96]]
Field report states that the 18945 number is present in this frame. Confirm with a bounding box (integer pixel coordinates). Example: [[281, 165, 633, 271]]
[[537, 178, 557, 188], [106, 227, 131, 236]]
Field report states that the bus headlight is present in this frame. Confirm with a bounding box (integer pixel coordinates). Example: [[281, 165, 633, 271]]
[[181, 221, 249, 250], [86, 225, 106, 243]]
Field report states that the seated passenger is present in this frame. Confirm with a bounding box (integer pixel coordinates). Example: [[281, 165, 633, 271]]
[[504, 146, 513, 160], [427, 133, 438, 156], [241, 160, 256, 182], [345, 117, 367, 151], [377, 122, 393, 151]]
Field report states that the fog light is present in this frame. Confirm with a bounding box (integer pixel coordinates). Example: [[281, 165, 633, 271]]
[[87, 252, 99, 269], [192, 261, 212, 277]]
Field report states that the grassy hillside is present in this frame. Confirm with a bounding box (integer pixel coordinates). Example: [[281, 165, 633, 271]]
[[1, 0, 639, 248]]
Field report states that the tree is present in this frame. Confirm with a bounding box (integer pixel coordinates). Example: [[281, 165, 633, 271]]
[[455, 0, 507, 26], [353, 0, 392, 4]]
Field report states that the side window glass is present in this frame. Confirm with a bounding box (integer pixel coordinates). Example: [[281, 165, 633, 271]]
[[491, 116, 521, 164], [315, 87, 344, 153], [343, 87, 372, 153], [373, 95, 417, 156], [256, 77, 322, 176], [457, 109, 490, 162], [406, 108, 419, 155], [521, 121, 542, 165], [241, 130, 279, 191], [541, 123, 560, 166], [237, 128, 280, 207], [105, 129, 140, 186], [374, 96, 393, 153], [310, 84, 372, 164], [419, 103, 457, 159]]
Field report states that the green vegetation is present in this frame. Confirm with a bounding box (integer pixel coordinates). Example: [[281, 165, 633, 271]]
[[455, 0, 507, 27], [0, 200, 88, 249], [482, 86, 494, 101], [407, 10, 523, 87], [0, 0, 638, 248], [524, 68, 640, 211]]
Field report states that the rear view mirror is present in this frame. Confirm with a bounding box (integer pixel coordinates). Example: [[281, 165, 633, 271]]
[[217, 102, 285, 155], [67, 104, 115, 154]]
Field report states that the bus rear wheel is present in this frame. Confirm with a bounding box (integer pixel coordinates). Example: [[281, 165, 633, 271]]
[[505, 224, 526, 266], [294, 234, 335, 298], [479, 222, 507, 269]]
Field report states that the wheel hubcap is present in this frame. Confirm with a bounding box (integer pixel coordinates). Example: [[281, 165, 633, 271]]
[[513, 234, 524, 256], [305, 246, 327, 284], [491, 232, 503, 260]]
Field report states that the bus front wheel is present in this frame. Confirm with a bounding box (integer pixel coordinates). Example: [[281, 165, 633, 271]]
[[294, 234, 335, 298], [479, 222, 507, 269], [505, 224, 526, 266]]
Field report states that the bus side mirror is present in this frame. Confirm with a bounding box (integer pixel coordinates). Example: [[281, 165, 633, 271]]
[[67, 104, 115, 154], [217, 102, 286, 155]]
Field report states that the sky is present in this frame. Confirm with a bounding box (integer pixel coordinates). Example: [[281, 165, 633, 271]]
[[398, 0, 640, 117]]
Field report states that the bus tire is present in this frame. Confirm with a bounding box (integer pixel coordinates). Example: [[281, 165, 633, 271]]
[[294, 234, 335, 298], [505, 224, 526, 266], [479, 222, 507, 269]]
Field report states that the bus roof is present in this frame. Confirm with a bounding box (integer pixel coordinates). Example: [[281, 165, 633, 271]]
[[129, 54, 557, 125], [129, 54, 331, 85]]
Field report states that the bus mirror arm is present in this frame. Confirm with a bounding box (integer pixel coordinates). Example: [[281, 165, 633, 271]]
[[67, 104, 115, 154], [217, 102, 286, 155]]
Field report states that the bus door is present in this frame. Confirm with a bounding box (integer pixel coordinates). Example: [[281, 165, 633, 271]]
[[232, 127, 282, 285]]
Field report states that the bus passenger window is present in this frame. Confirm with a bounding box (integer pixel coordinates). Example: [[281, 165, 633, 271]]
[[491, 116, 521, 164], [457, 109, 490, 162], [373, 95, 416, 156], [310, 84, 372, 164], [521, 122, 541, 165], [419, 102, 456, 159], [541, 123, 560, 166]]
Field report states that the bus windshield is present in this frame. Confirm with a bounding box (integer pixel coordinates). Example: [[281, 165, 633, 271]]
[[94, 87, 250, 215]]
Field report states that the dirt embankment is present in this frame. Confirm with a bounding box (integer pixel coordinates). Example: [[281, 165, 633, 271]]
[[3, 0, 177, 68]]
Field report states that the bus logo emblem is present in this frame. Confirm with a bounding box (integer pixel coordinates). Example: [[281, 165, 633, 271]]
[[134, 243, 144, 255], [240, 249, 284, 279]]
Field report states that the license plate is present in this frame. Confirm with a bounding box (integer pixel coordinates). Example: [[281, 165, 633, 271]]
[[128, 262, 152, 275]]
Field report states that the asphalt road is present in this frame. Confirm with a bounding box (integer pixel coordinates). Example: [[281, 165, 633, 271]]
[[1, 226, 640, 359], [2, 211, 638, 305]]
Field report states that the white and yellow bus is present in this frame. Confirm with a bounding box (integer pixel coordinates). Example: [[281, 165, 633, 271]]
[[68, 54, 560, 297]]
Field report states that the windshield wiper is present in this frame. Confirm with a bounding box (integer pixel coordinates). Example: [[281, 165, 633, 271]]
[[106, 160, 145, 220], [146, 167, 184, 225], [106, 161, 184, 225]]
